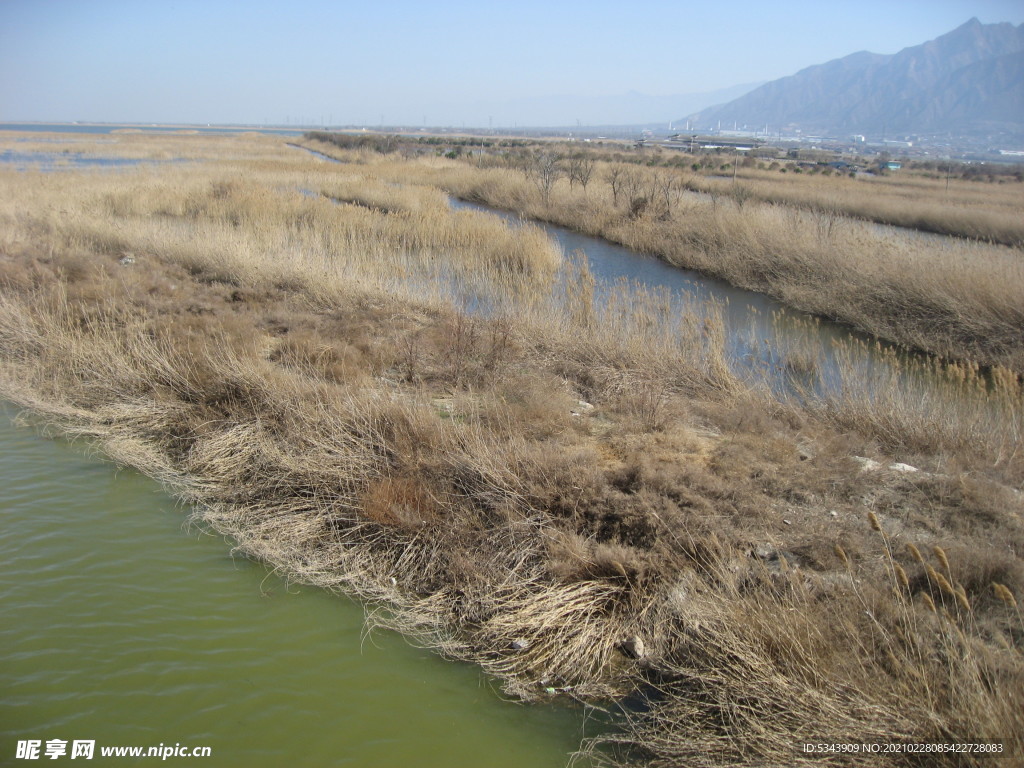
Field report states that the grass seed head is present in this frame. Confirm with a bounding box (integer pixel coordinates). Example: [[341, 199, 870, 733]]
[[894, 563, 910, 592], [935, 571, 956, 598], [834, 544, 850, 568], [993, 582, 1018, 608], [906, 542, 925, 564]]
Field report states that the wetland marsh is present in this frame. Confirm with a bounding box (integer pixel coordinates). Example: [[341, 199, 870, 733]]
[[2, 128, 1021, 767]]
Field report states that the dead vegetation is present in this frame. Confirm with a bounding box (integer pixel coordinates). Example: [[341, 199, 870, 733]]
[[1, 131, 1022, 767], [302, 136, 1024, 373], [682, 167, 1024, 247]]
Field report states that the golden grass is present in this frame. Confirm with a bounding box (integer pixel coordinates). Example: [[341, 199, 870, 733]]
[[0, 155, 562, 312], [688, 166, 1024, 246], [1, 131, 1022, 767], [305, 139, 1024, 372]]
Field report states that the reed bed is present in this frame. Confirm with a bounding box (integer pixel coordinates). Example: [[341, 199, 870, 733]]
[[1, 132, 1022, 767], [305, 139, 1024, 373], [686, 167, 1024, 247]]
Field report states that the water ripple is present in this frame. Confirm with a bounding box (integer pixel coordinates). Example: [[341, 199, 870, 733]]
[[0, 409, 589, 767]]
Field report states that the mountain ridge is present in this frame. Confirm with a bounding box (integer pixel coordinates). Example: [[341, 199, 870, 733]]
[[683, 18, 1024, 139]]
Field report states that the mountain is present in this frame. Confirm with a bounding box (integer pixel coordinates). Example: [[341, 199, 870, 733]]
[[682, 19, 1024, 139]]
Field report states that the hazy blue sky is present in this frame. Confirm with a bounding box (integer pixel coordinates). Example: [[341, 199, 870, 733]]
[[2, 0, 1021, 127]]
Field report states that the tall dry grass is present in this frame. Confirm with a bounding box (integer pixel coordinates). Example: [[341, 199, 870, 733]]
[[1, 132, 1022, 767], [306, 139, 1024, 373], [582, 522, 1024, 766], [0, 158, 561, 310], [686, 167, 1024, 247], [3, 278, 1020, 766]]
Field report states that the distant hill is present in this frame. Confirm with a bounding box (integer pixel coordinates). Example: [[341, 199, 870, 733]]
[[683, 18, 1024, 140]]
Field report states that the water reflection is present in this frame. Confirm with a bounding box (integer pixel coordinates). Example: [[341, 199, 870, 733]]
[[0, 149, 174, 171]]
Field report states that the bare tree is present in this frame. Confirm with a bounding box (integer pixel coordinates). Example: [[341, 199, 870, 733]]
[[622, 166, 649, 216], [532, 152, 562, 205], [622, 166, 646, 202], [567, 153, 596, 192], [606, 165, 626, 206], [649, 170, 684, 220]]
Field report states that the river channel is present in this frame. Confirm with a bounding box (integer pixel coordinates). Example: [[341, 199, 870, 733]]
[[448, 198, 963, 404], [293, 144, 975, 401], [293, 139, 1010, 423], [0, 407, 590, 767]]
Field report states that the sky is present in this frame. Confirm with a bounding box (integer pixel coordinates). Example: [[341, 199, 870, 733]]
[[1, 0, 1022, 127]]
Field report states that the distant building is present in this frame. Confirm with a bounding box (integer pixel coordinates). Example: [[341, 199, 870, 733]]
[[664, 134, 765, 152]]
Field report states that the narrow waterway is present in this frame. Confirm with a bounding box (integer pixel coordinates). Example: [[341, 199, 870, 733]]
[[0, 407, 591, 767], [445, 196, 1022, 446], [295, 143, 889, 382], [297, 132, 1007, 412], [449, 198, 928, 398], [293, 140, 1014, 436]]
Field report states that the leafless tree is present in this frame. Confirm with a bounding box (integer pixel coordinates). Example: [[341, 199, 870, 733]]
[[567, 153, 596, 192], [606, 165, 626, 206], [649, 170, 684, 220], [621, 167, 646, 202], [532, 152, 562, 205], [618, 166, 650, 217]]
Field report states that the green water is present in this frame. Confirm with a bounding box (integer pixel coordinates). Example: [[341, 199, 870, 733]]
[[0, 409, 590, 767]]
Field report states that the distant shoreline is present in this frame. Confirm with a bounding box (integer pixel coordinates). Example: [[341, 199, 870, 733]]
[[0, 121, 308, 136]]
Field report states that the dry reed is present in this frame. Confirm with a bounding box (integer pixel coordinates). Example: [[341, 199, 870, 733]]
[[304, 138, 1024, 373], [1, 131, 1021, 768]]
